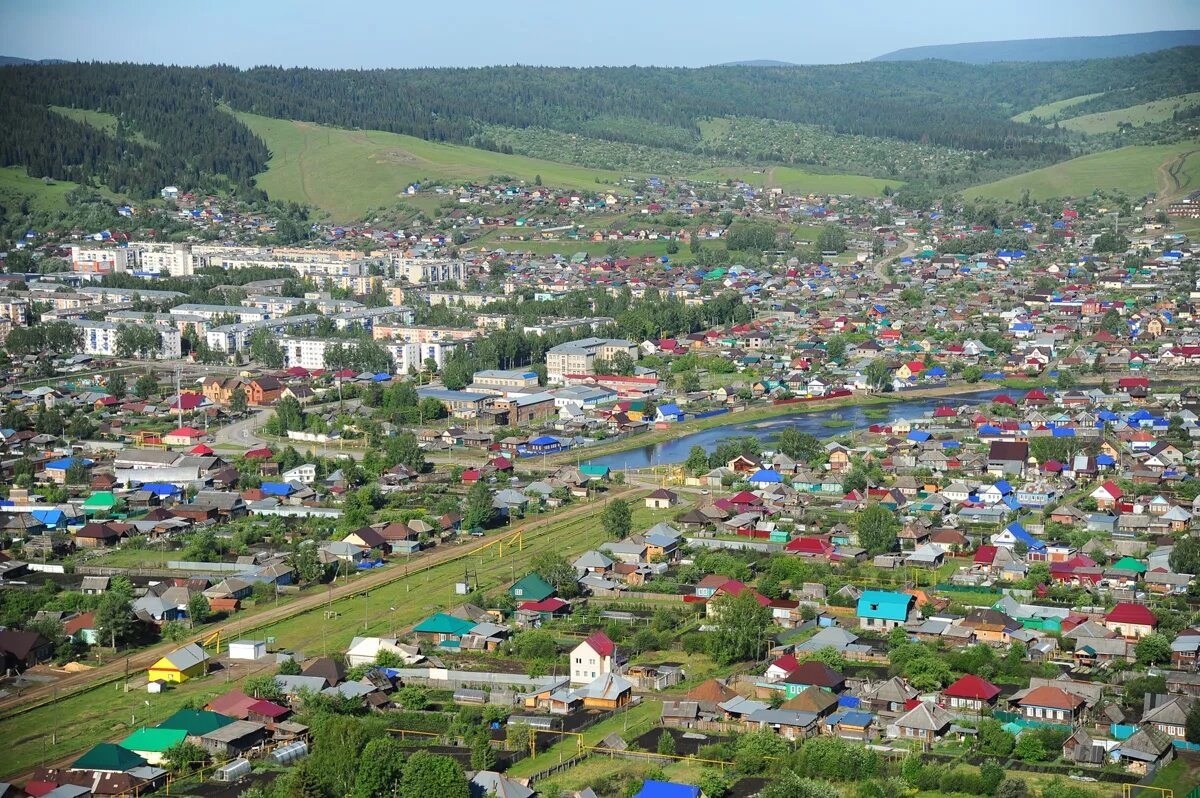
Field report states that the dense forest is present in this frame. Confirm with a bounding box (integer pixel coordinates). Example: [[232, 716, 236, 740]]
[[0, 48, 1197, 199]]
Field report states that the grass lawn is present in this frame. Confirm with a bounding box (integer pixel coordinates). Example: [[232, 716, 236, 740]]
[[234, 111, 638, 222], [1010, 93, 1105, 123], [507, 698, 663, 778], [0, 167, 106, 215], [968, 143, 1200, 201], [1149, 754, 1200, 795], [531, 754, 721, 796], [690, 166, 898, 197], [1057, 93, 1200, 135], [85, 547, 178, 569]]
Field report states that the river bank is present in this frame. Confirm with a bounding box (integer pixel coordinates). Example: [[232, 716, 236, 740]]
[[548, 381, 1010, 469]]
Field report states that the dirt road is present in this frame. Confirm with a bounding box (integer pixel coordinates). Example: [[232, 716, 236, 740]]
[[0, 488, 637, 719]]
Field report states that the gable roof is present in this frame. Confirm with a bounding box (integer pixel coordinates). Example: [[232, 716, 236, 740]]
[[579, 631, 615, 658], [943, 674, 1001, 701]]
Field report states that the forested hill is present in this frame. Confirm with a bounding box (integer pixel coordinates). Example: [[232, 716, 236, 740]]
[[875, 30, 1200, 64], [1, 47, 1198, 200]]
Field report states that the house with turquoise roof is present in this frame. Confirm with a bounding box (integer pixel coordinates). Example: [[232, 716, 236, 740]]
[[856, 590, 916, 631]]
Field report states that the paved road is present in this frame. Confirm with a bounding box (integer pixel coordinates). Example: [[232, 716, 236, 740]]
[[0, 487, 639, 719]]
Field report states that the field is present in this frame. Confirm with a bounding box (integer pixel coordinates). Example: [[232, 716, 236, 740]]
[[234, 112, 637, 221], [1057, 92, 1200, 134], [690, 166, 898, 197], [0, 167, 85, 215], [1009, 93, 1104, 123], [967, 142, 1200, 201], [50, 106, 156, 147]]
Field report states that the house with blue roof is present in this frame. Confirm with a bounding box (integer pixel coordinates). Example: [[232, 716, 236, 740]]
[[655, 404, 684, 423], [749, 469, 782, 485], [990, 521, 1044, 553], [260, 482, 294, 497], [856, 590, 916, 631], [43, 457, 94, 484]]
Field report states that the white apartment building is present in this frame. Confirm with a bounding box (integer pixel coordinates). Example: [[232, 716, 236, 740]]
[[66, 318, 182, 359], [394, 258, 466, 285], [170, 304, 270, 324], [278, 336, 462, 373], [70, 245, 133, 277], [70, 243, 193, 278], [205, 315, 321, 353]]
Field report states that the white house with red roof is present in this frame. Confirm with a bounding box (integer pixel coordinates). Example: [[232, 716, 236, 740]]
[[570, 631, 618, 685], [1090, 481, 1124, 510], [163, 426, 204, 446], [1104, 603, 1157, 639]]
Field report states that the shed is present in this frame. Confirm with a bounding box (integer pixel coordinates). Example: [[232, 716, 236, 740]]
[[228, 640, 266, 661]]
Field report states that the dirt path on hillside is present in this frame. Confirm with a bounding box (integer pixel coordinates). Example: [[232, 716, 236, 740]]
[[1152, 147, 1198, 210]]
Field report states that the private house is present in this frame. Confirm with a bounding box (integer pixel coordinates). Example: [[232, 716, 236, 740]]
[[510, 573, 555, 603], [573, 672, 633, 710], [147, 643, 210, 683], [119, 728, 187, 766], [856, 590, 915, 631], [1116, 727, 1174, 776], [892, 701, 954, 747], [942, 674, 1001, 712], [0, 630, 53, 671], [1015, 685, 1084, 725], [644, 489, 679, 509], [1142, 695, 1194, 740], [413, 613, 475, 648], [1104, 603, 1157, 639], [570, 631, 618, 685]]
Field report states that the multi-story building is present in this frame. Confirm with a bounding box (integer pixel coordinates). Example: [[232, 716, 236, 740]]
[[470, 369, 541, 394], [70, 245, 132, 277], [394, 258, 467, 285], [170, 304, 270, 324], [205, 315, 321, 353], [241, 295, 362, 316], [66, 318, 182, 359], [372, 324, 477, 344], [277, 336, 462, 373], [545, 337, 638, 384]]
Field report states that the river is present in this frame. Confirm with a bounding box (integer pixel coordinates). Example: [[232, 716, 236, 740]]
[[583, 389, 1018, 470]]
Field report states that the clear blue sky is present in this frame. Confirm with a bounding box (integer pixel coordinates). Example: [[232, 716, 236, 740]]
[[2, 0, 1198, 68]]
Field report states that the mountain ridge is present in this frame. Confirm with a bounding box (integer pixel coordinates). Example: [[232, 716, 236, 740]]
[[874, 30, 1200, 64]]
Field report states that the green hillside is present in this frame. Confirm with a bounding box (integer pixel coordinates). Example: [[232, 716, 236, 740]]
[[690, 166, 897, 197], [1010, 93, 1104, 123], [235, 112, 636, 221], [0, 167, 98, 214], [1057, 92, 1200, 134], [967, 142, 1200, 201]]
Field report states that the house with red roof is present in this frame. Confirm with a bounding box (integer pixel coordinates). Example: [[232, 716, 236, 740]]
[[163, 426, 204, 446], [570, 631, 618, 685], [1090, 481, 1123, 510], [784, 537, 835, 558], [1015, 685, 1085, 724], [942, 675, 1001, 712], [1104, 603, 1157, 639]]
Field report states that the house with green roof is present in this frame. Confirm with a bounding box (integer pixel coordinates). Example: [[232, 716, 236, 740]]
[[158, 709, 234, 737], [82, 491, 117, 514], [119, 727, 187, 765], [1111, 556, 1147, 574], [509, 573, 555, 602], [413, 613, 476, 647], [71, 742, 148, 772], [579, 464, 610, 480], [856, 590, 916, 631]]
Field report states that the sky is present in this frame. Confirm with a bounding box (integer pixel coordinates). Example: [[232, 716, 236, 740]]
[[2, 0, 1198, 68]]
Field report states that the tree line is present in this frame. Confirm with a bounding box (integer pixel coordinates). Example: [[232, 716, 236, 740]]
[[3, 49, 1196, 201]]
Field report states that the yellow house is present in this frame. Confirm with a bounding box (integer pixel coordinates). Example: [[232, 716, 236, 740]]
[[148, 643, 210, 683]]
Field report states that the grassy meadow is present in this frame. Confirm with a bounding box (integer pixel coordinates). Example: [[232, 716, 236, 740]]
[[1010, 93, 1104, 123], [1057, 92, 1200, 134], [968, 142, 1200, 201], [234, 112, 637, 221]]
